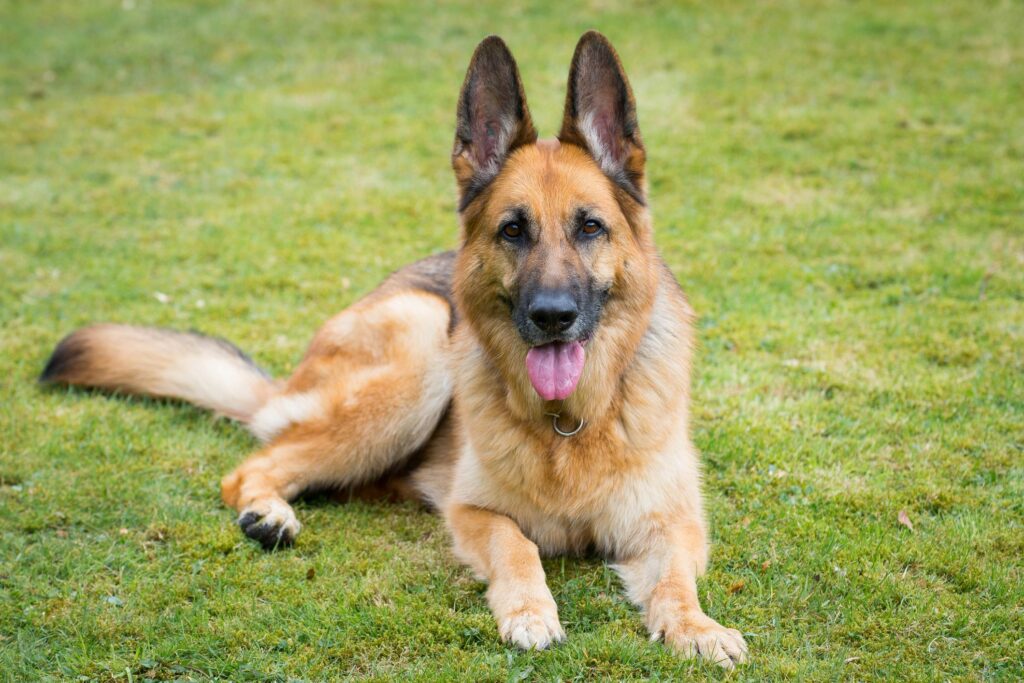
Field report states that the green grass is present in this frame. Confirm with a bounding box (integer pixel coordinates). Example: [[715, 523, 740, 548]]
[[1, 0, 1022, 680]]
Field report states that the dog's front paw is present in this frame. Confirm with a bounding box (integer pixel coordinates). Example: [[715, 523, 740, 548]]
[[490, 581, 565, 650], [237, 498, 301, 549], [651, 610, 747, 669], [499, 607, 565, 650]]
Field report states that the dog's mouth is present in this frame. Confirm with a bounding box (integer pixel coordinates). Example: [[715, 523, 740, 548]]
[[525, 337, 589, 401]]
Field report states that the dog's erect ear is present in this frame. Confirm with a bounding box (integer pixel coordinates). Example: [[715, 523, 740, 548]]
[[558, 31, 646, 204], [453, 36, 537, 211]]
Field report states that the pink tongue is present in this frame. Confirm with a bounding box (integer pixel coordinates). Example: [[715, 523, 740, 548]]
[[525, 341, 586, 401]]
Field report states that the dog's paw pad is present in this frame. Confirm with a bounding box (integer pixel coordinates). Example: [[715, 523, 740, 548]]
[[237, 500, 301, 550], [500, 611, 565, 651]]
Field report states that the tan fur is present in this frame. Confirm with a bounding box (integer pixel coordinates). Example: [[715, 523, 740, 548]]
[[40, 32, 747, 667], [219, 290, 453, 535]]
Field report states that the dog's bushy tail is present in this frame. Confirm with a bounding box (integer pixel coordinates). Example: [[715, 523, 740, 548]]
[[39, 324, 276, 422]]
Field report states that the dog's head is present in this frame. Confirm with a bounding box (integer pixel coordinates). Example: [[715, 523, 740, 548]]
[[452, 32, 659, 403]]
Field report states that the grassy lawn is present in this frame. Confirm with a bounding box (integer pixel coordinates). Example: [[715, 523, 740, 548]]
[[1, 0, 1022, 680]]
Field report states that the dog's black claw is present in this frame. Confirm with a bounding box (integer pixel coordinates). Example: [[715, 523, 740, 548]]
[[237, 511, 261, 530]]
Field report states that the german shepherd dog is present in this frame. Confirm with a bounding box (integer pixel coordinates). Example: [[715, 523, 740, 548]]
[[41, 32, 748, 667]]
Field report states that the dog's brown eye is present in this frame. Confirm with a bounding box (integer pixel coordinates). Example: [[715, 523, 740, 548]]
[[501, 222, 522, 240], [581, 219, 604, 236]]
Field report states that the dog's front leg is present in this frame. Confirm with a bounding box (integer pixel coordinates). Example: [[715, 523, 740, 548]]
[[616, 518, 748, 668], [445, 503, 564, 650]]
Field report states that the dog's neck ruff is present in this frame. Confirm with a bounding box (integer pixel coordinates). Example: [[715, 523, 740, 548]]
[[546, 411, 585, 437]]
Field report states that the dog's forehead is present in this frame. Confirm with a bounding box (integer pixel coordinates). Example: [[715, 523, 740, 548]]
[[495, 140, 617, 219]]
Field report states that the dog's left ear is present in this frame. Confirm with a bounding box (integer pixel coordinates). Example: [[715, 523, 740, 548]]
[[453, 36, 537, 211], [558, 31, 646, 204]]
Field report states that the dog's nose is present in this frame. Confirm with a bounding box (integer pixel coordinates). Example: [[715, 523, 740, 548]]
[[528, 290, 579, 334]]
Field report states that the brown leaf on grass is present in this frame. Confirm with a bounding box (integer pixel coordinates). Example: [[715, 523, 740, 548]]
[[306, 567, 316, 581], [727, 579, 745, 595], [897, 510, 914, 532]]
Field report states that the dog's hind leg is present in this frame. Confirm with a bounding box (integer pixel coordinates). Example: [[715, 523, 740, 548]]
[[220, 289, 453, 548]]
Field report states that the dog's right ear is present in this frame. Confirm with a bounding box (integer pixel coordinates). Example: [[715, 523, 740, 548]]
[[452, 36, 537, 212]]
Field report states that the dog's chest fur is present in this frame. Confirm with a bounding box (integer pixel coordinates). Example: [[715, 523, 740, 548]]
[[448, 274, 697, 557]]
